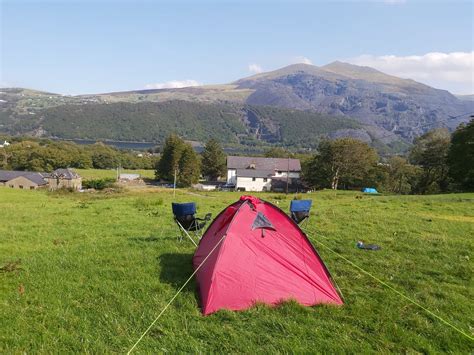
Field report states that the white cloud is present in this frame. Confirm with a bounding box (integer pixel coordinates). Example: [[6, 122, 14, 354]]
[[347, 51, 474, 94], [144, 79, 201, 89], [248, 63, 263, 74], [292, 56, 313, 65]]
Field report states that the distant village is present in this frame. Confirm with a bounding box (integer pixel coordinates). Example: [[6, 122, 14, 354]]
[[0, 153, 303, 193]]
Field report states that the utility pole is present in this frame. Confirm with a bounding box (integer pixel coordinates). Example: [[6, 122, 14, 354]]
[[286, 155, 290, 194]]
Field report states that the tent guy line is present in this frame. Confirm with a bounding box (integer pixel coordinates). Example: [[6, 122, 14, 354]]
[[128, 199, 471, 353], [126, 232, 228, 354], [306, 232, 473, 342]]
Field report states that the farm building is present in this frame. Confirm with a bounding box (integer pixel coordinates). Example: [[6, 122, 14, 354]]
[[226, 156, 301, 192], [119, 173, 141, 181], [118, 173, 144, 186], [0, 170, 48, 189], [46, 168, 82, 191]]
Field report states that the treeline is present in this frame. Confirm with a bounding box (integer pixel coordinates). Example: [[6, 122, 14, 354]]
[[1, 119, 472, 193], [155, 135, 226, 187], [302, 120, 474, 193], [0, 138, 157, 172]]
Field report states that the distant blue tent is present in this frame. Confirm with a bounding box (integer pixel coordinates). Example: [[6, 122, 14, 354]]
[[362, 188, 378, 194]]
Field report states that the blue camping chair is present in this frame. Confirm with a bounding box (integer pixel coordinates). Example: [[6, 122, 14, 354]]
[[172, 202, 211, 246], [290, 200, 312, 226]]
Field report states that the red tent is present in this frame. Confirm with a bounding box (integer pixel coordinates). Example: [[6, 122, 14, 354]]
[[193, 196, 343, 315]]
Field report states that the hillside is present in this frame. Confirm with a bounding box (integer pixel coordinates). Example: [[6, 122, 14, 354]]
[[1, 62, 472, 150], [0, 98, 365, 149]]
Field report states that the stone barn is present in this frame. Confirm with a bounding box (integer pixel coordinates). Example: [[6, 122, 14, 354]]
[[47, 168, 82, 191], [0, 170, 48, 189]]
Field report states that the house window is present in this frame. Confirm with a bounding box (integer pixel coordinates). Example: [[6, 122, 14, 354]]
[[19, 185, 23, 189], [9, 185, 13, 188], [30, 186, 35, 190], [277, 171, 282, 174], [263, 178, 268, 182], [252, 177, 256, 181]]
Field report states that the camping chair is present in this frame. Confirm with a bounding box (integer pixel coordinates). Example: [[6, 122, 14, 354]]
[[172, 202, 211, 246], [290, 200, 312, 226]]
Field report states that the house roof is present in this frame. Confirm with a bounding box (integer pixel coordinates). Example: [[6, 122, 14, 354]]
[[236, 169, 274, 178], [0, 170, 47, 185], [50, 168, 80, 179], [227, 156, 301, 172], [0, 170, 24, 182]]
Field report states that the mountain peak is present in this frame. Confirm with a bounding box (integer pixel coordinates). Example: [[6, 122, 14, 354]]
[[322, 60, 421, 86], [235, 62, 338, 84]]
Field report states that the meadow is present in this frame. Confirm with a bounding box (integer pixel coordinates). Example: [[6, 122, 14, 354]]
[[0, 187, 472, 353], [76, 168, 156, 180]]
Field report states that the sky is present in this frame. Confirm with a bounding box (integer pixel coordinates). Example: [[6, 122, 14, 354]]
[[1, 0, 473, 95]]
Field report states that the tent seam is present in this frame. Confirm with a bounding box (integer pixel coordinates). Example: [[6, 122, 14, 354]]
[[204, 200, 250, 311]]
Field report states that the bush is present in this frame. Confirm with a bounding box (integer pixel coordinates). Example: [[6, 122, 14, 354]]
[[82, 178, 116, 190]]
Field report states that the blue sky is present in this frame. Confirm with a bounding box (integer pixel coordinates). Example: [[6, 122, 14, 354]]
[[1, 0, 473, 94]]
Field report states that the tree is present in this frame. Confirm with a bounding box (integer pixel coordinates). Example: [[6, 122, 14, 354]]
[[178, 144, 201, 187], [201, 139, 226, 180], [155, 134, 185, 181], [303, 138, 379, 190], [90, 144, 120, 169], [385, 156, 421, 194], [448, 119, 474, 191], [409, 128, 451, 194], [264, 147, 293, 158], [155, 134, 201, 186]]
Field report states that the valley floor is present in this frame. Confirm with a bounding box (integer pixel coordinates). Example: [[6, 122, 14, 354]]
[[0, 187, 472, 352]]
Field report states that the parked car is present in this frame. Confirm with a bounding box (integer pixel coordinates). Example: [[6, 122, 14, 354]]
[[219, 183, 236, 191]]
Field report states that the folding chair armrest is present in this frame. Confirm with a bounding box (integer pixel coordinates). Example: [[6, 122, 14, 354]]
[[196, 213, 212, 221]]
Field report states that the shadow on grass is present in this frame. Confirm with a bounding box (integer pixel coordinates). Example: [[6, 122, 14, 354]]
[[158, 253, 195, 292], [129, 236, 161, 243], [128, 235, 180, 243]]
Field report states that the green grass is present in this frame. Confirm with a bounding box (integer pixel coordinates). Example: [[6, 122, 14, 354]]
[[0, 188, 472, 352], [76, 169, 155, 180]]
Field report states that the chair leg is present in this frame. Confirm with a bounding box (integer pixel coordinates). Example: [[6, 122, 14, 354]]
[[176, 221, 198, 247], [195, 223, 203, 240]]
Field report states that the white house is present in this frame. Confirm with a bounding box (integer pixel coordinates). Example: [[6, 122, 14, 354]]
[[226, 156, 301, 192]]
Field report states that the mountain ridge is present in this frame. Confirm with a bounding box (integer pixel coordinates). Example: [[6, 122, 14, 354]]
[[1, 61, 472, 152]]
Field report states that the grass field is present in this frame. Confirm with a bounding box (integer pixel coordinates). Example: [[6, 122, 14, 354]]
[[76, 169, 156, 180], [1, 187, 472, 352]]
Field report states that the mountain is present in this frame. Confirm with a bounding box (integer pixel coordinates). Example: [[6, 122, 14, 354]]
[[1, 62, 472, 152], [234, 62, 472, 141], [95, 62, 472, 141], [456, 94, 474, 101]]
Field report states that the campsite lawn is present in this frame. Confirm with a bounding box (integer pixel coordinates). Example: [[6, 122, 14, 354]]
[[0, 187, 472, 353]]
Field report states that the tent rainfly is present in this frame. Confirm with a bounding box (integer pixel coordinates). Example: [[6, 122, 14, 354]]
[[193, 195, 343, 315], [362, 188, 378, 194]]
